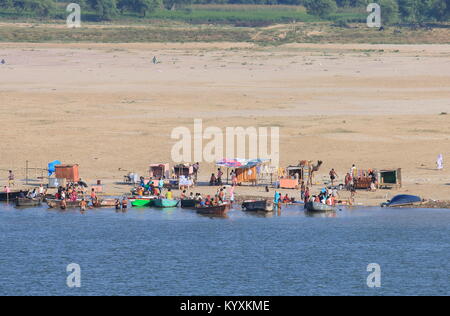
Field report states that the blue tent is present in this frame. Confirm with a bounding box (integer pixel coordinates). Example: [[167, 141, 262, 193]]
[[48, 160, 61, 176]]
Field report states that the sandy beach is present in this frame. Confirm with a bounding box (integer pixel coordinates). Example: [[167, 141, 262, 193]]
[[0, 42, 449, 206]]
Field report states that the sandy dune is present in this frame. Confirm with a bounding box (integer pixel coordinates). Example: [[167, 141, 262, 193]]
[[0, 42, 449, 204]]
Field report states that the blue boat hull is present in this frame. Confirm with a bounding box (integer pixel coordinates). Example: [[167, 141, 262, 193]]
[[382, 195, 422, 207]]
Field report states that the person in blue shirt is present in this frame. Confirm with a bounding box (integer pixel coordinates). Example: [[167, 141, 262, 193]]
[[274, 191, 280, 204]]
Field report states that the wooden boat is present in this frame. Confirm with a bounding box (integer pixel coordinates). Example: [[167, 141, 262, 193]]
[[381, 195, 422, 208], [153, 199, 179, 208], [304, 202, 336, 213], [16, 197, 42, 207], [180, 199, 197, 209], [47, 199, 84, 209], [93, 199, 118, 208], [131, 199, 154, 207], [195, 203, 230, 215], [242, 200, 273, 212], [0, 191, 28, 202]]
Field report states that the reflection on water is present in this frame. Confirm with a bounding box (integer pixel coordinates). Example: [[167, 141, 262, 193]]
[[0, 202, 449, 296]]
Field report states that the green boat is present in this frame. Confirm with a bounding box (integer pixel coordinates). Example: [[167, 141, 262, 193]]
[[153, 199, 179, 208], [131, 199, 154, 207]]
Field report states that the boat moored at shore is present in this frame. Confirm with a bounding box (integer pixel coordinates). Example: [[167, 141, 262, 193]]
[[304, 202, 336, 213]]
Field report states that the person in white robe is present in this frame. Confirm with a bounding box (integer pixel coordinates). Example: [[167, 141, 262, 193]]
[[437, 154, 444, 170]]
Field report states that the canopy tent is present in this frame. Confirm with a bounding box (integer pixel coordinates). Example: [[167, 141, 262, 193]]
[[216, 158, 270, 169], [215, 159, 271, 185]]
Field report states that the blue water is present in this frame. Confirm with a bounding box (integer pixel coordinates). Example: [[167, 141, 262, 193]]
[[0, 203, 449, 296]]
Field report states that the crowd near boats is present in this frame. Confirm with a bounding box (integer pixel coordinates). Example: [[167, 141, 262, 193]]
[[0, 158, 436, 216]]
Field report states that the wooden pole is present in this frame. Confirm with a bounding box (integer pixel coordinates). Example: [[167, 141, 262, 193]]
[[26, 160, 29, 185]]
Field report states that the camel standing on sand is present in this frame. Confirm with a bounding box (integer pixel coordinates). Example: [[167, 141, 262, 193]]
[[307, 160, 323, 186]]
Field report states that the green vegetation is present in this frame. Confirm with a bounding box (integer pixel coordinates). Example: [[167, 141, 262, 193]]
[[0, 0, 449, 24], [304, 0, 338, 18], [0, 1, 449, 44]]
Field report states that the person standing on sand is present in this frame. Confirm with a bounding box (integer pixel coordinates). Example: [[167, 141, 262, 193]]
[[437, 154, 444, 170], [231, 170, 237, 187], [329, 169, 338, 186], [193, 162, 199, 183], [350, 164, 357, 179], [8, 170, 15, 187], [300, 181, 306, 201]]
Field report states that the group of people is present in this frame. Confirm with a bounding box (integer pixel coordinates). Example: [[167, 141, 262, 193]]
[[308, 187, 340, 206], [11, 184, 47, 200], [180, 186, 235, 207], [273, 191, 295, 205], [209, 168, 238, 187], [136, 177, 167, 197]]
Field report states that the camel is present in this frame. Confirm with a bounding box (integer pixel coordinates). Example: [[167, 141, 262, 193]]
[[307, 160, 323, 186]]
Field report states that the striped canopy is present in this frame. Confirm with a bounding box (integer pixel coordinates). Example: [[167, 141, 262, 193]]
[[216, 158, 269, 169]]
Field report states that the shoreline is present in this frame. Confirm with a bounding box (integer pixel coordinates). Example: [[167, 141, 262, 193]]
[[3, 178, 449, 209]]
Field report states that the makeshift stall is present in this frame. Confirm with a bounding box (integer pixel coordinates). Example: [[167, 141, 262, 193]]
[[149, 163, 170, 179], [378, 169, 402, 188], [279, 165, 309, 189], [216, 158, 270, 186], [353, 169, 374, 190], [173, 164, 194, 178]]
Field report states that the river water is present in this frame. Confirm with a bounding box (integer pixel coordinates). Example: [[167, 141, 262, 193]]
[[0, 203, 448, 296]]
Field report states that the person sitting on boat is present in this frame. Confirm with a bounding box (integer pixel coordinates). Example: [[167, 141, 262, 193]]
[[218, 189, 225, 202], [165, 188, 173, 200], [326, 196, 334, 206], [283, 194, 290, 203], [189, 192, 194, 199], [205, 195, 211, 206], [28, 189, 37, 199], [38, 184, 45, 196]]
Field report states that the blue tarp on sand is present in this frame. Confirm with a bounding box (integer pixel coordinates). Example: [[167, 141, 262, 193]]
[[48, 160, 61, 176]]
